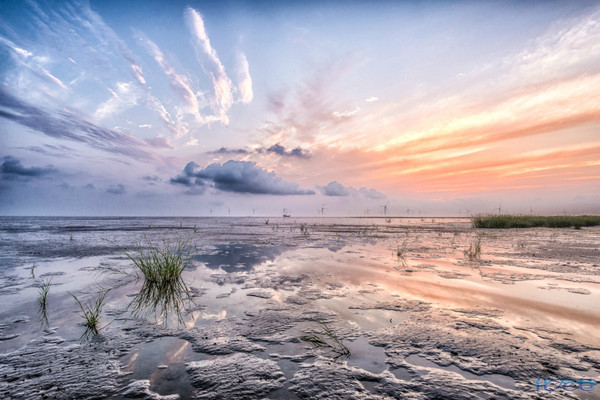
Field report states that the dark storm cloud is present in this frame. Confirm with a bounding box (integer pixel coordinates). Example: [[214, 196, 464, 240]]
[[171, 160, 315, 195], [106, 184, 125, 194], [1, 156, 57, 180], [317, 180, 386, 199], [0, 87, 157, 162]]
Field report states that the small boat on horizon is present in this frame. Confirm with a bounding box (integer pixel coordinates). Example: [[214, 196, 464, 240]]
[[283, 208, 291, 218]]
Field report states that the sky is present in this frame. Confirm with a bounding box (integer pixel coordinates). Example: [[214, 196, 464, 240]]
[[1, 0, 599, 216]]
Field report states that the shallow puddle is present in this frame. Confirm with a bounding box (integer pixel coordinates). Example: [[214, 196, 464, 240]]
[[120, 336, 205, 399], [346, 336, 387, 374]]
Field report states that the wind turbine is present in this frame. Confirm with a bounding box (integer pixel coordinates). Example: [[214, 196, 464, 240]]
[[380, 202, 389, 215]]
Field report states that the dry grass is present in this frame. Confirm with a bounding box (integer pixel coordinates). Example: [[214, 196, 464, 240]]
[[464, 235, 482, 262]]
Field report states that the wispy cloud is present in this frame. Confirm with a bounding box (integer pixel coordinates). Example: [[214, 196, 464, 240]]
[[0, 87, 158, 162], [236, 52, 253, 104], [185, 7, 255, 124], [94, 82, 143, 120], [260, 54, 363, 147], [185, 7, 234, 123], [135, 31, 205, 126], [16, 144, 77, 158], [0, 36, 70, 95], [171, 160, 315, 195], [144, 136, 174, 149], [77, 3, 147, 85]]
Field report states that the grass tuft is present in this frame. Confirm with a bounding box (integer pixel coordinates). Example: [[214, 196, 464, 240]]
[[300, 321, 351, 359], [473, 214, 600, 229], [124, 237, 194, 324], [396, 240, 408, 267], [38, 277, 52, 328], [464, 235, 482, 262], [70, 289, 110, 340], [299, 224, 309, 236], [125, 237, 191, 284], [38, 277, 52, 309]]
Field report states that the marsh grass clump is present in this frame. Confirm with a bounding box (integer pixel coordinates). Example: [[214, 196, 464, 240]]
[[464, 235, 482, 262], [129, 271, 193, 324], [396, 240, 408, 267], [473, 214, 600, 229], [300, 321, 351, 359], [124, 237, 194, 324], [125, 237, 191, 284], [38, 278, 51, 308], [299, 224, 309, 236], [38, 278, 51, 327], [71, 289, 110, 340]]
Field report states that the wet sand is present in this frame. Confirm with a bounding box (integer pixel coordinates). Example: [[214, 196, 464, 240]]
[[0, 216, 599, 399]]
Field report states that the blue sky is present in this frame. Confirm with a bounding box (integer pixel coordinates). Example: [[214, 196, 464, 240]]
[[1, 0, 599, 216]]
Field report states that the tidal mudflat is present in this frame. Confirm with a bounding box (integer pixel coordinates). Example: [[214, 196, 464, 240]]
[[0, 216, 599, 399]]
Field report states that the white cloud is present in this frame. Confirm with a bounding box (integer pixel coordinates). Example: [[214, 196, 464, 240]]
[[236, 52, 253, 104], [185, 7, 234, 123], [333, 106, 360, 119], [136, 31, 205, 126], [95, 82, 142, 120]]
